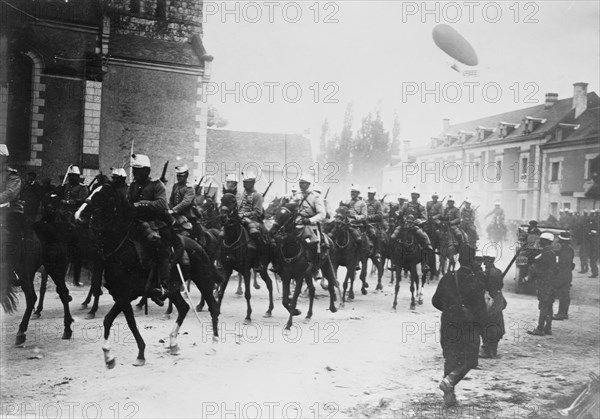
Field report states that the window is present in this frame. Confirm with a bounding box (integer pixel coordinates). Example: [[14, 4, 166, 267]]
[[521, 157, 528, 176], [550, 162, 560, 181], [563, 202, 571, 210], [585, 154, 599, 180], [520, 198, 526, 219], [156, 0, 167, 18], [550, 202, 558, 217]]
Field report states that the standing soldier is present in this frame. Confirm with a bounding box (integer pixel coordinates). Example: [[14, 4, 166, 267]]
[[60, 165, 89, 219], [1, 144, 24, 287], [460, 198, 479, 246], [588, 210, 599, 278], [480, 256, 506, 358], [365, 186, 383, 261], [553, 232, 575, 320], [441, 196, 467, 248], [426, 192, 444, 223], [168, 164, 195, 230], [575, 210, 589, 274], [128, 154, 181, 304], [432, 247, 486, 407], [528, 232, 558, 336], [237, 172, 267, 270]]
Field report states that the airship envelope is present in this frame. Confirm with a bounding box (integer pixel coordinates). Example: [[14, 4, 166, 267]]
[[432, 24, 479, 66]]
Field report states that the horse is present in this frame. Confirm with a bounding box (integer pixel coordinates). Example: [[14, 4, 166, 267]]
[[75, 184, 221, 367], [389, 224, 426, 310], [487, 216, 506, 244], [437, 221, 458, 277], [217, 193, 274, 322], [327, 205, 370, 303], [421, 220, 440, 281], [364, 222, 387, 291], [270, 201, 340, 329]]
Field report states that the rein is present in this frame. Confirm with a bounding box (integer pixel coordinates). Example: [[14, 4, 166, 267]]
[[221, 222, 248, 251], [333, 225, 350, 249]]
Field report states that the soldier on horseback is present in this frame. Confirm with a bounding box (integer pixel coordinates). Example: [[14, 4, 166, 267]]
[[60, 165, 89, 220], [222, 173, 242, 201], [441, 196, 468, 247], [460, 198, 479, 244], [168, 164, 195, 234], [485, 201, 507, 239], [391, 190, 432, 250], [365, 186, 383, 261], [128, 154, 182, 303], [342, 184, 368, 246], [426, 192, 444, 223], [237, 172, 268, 270], [110, 167, 129, 204], [293, 176, 327, 271], [1, 144, 23, 287]]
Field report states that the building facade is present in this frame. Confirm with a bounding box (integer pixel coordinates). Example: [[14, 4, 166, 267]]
[[382, 83, 600, 221], [1, 0, 212, 183]]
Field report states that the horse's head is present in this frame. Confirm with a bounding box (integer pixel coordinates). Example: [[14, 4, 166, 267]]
[[335, 203, 350, 222], [219, 193, 239, 224], [75, 184, 121, 226], [271, 200, 297, 233]]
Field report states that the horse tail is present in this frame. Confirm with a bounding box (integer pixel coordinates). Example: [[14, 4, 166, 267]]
[[0, 265, 19, 314], [183, 236, 224, 286]]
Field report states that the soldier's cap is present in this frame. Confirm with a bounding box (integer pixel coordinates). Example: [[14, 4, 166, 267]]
[[350, 184, 361, 192], [299, 176, 312, 183], [367, 187, 376, 194], [464, 197, 471, 204], [225, 174, 238, 183], [110, 167, 127, 178], [405, 214, 415, 221], [529, 220, 538, 226], [483, 256, 495, 263], [540, 232, 554, 242], [410, 188, 420, 196], [432, 192, 439, 197], [494, 201, 500, 205], [558, 232, 571, 241], [67, 165, 81, 175], [0, 144, 9, 157], [131, 154, 151, 168], [175, 164, 189, 174], [447, 195, 455, 202]]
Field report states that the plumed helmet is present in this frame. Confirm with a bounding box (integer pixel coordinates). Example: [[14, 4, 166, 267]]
[[175, 164, 189, 174], [225, 174, 238, 183], [110, 167, 127, 178], [367, 186, 376, 194], [540, 232, 554, 242], [350, 184, 361, 192], [67, 165, 81, 175], [131, 154, 151, 168]]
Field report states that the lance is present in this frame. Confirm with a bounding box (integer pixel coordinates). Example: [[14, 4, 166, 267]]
[[324, 187, 331, 200], [263, 181, 274, 197], [61, 165, 72, 186], [195, 176, 205, 195], [204, 182, 213, 196], [129, 139, 135, 181], [160, 160, 169, 185]]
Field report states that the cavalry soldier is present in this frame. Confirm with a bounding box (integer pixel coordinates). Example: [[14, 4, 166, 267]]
[[391, 189, 433, 260], [528, 231, 558, 336], [237, 172, 267, 270], [341, 184, 368, 247], [441, 196, 467, 247], [20, 171, 43, 224], [222, 173, 241, 201], [128, 154, 181, 304], [294, 176, 327, 254], [432, 246, 486, 407], [365, 186, 383, 260], [1, 144, 24, 286], [168, 164, 195, 233], [402, 189, 427, 224], [426, 192, 444, 223], [460, 198, 479, 244], [484, 201, 505, 222], [110, 167, 129, 204], [60, 165, 89, 218], [480, 255, 506, 358], [553, 232, 575, 320]]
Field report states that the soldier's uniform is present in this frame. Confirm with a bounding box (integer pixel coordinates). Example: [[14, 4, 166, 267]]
[[365, 188, 383, 257], [587, 211, 599, 278], [238, 176, 267, 266], [1, 148, 23, 286], [61, 166, 89, 218], [554, 232, 575, 320], [528, 233, 558, 335], [480, 256, 505, 358], [20, 173, 43, 223], [392, 192, 432, 250], [485, 203, 507, 238], [169, 164, 195, 235], [426, 195, 444, 223], [443, 201, 467, 246], [343, 189, 368, 245], [294, 183, 327, 248], [110, 167, 129, 207], [460, 202, 479, 243]]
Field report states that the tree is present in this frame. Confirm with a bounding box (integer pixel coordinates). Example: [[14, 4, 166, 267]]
[[391, 112, 401, 157], [207, 105, 228, 128]]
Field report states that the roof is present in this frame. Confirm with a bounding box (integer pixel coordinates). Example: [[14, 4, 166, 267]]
[[206, 128, 313, 169], [553, 106, 600, 143], [109, 34, 204, 66], [427, 92, 600, 150]]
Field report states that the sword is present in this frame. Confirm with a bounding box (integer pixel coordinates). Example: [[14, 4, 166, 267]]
[[263, 181, 274, 197], [160, 161, 170, 185]]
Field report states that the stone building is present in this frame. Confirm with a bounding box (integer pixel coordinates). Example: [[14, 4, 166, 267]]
[[382, 82, 600, 220], [0, 0, 212, 183]]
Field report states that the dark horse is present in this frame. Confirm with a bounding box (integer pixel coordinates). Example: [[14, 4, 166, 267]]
[[217, 193, 274, 322], [421, 220, 440, 282], [327, 206, 370, 303], [390, 224, 426, 310], [271, 201, 340, 329], [438, 221, 459, 277], [75, 184, 221, 367]]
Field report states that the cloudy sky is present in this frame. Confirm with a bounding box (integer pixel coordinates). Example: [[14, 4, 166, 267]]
[[203, 1, 600, 152]]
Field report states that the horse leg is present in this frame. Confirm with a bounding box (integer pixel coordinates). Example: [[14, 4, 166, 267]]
[[121, 302, 146, 366], [258, 269, 274, 317], [162, 299, 174, 321], [102, 302, 123, 369], [243, 269, 253, 323], [216, 268, 232, 311], [409, 273, 416, 310], [321, 258, 339, 312], [135, 296, 147, 309], [236, 272, 243, 295], [253, 269, 261, 290], [360, 258, 368, 295], [392, 267, 401, 310], [286, 273, 304, 329], [281, 271, 292, 313], [167, 292, 189, 356], [346, 267, 355, 301], [32, 267, 48, 319], [196, 294, 206, 312], [16, 274, 37, 345], [51, 270, 74, 340], [188, 258, 220, 342], [305, 275, 315, 321], [86, 266, 103, 319]]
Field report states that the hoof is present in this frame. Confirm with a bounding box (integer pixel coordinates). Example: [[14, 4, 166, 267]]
[[15, 334, 26, 346], [348, 291, 355, 300], [169, 345, 180, 356], [85, 313, 96, 320], [361, 288, 368, 295], [105, 357, 116, 369], [132, 358, 145, 367], [363, 282, 369, 288], [392, 306, 397, 311], [32, 312, 41, 320], [235, 289, 243, 296], [253, 284, 261, 290], [62, 330, 73, 340], [329, 306, 338, 314], [263, 312, 272, 318], [292, 308, 302, 316], [161, 314, 171, 321], [410, 304, 416, 310], [244, 318, 252, 325], [418, 299, 423, 305], [195, 304, 204, 312], [375, 284, 383, 291]]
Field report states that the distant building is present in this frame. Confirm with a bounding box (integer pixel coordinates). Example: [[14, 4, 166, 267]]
[[205, 128, 314, 198], [0, 0, 212, 182], [382, 82, 600, 220]]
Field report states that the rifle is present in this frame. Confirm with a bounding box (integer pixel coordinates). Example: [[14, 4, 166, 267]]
[[195, 176, 205, 195], [160, 160, 169, 184], [204, 182, 213, 196], [324, 187, 330, 200], [263, 181, 274, 198]]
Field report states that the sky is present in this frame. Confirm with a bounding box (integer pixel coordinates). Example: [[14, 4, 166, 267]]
[[203, 1, 600, 154]]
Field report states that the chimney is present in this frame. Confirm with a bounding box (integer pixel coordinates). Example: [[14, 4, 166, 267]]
[[544, 93, 558, 108], [442, 118, 450, 132], [572, 82, 588, 119]]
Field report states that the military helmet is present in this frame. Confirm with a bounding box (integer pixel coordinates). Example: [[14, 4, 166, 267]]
[[350, 184, 361, 192], [110, 167, 127, 178], [175, 164, 189, 174], [131, 154, 151, 168], [67, 165, 81, 175]]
